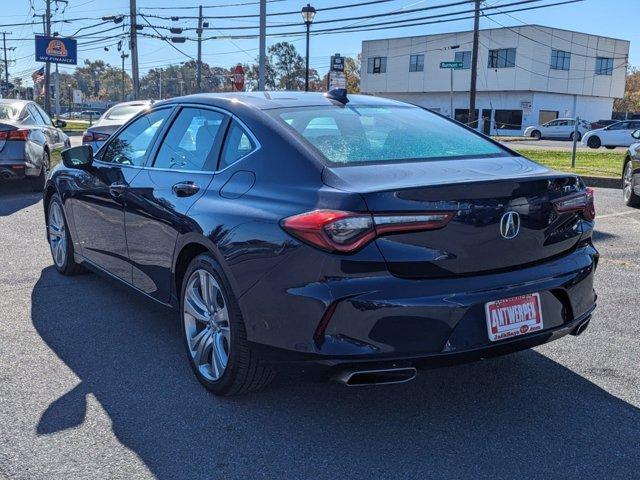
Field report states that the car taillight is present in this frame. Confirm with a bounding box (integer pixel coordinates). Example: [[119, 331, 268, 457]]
[[281, 209, 454, 253], [82, 131, 110, 144], [552, 187, 595, 221], [0, 129, 29, 141]]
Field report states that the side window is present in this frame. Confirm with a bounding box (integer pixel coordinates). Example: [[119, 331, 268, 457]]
[[101, 109, 171, 166], [546, 120, 558, 127], [219, 121, 256, 170], [35, 105, 53, 126], [153, 107, 226, 171], [608, 122, 627, 130], [21, 106, 35, 125], [26, 105, 45, 125]]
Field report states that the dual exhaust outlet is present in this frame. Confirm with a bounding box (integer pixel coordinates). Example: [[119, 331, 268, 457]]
[[333, 367, 417, 387]]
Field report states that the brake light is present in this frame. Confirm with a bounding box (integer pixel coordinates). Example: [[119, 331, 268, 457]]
[[82, 131, 110, 144], [552, 187, 595, 221], [0, 129, 29, 141], [281, 209, 454, 253]]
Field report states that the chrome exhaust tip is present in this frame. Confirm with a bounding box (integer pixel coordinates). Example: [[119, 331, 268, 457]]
[[333, 367, 417, 387], [571, 318, 591, 336]]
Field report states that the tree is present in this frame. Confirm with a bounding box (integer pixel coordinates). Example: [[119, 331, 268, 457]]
[[345, 55, 361, 93], [614, 66, 640, 114], [73, 59, 108, 99], [98, 66, 132, 101]]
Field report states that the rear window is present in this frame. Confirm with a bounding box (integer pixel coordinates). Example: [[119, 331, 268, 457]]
[[0, 104, 20, 121], [104, 104, 148, 121], [272, 105, 506, 166]]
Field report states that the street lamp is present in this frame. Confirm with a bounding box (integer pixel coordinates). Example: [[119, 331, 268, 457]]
[[120, 52, 129, 101], [301, 3, 316, 92]]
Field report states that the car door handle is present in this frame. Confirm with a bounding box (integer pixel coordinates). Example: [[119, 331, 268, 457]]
[[109, 182, 127, 198], [172, 181, 200, 198]]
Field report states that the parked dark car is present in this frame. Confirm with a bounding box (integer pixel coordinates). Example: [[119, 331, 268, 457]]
[[0, 99, 69, 191], [622, 129, 640, 207], [590, 119, 618, 130], [82, 100, 152, 151], [45, 91, 598, 395]]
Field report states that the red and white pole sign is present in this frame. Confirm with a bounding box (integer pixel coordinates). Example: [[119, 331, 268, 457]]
[[233, 65, 245, 92]]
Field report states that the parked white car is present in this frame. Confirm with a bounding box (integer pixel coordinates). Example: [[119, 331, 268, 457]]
[[582, 120, 640, 149], [523, 118, 590, 141]]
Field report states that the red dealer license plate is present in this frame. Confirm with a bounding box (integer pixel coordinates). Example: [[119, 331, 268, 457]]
[[485, 293, 543, 342]]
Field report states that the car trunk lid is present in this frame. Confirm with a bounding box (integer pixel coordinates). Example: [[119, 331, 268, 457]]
[[322, 156, 587, 278]]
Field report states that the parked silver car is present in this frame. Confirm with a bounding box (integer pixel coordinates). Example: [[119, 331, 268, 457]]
[[524, 118, 590, 141], [82, 100, 152, 151], [0, 99, 69, 191]]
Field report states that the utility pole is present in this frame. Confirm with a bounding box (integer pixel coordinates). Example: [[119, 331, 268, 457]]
[[121, 52, 129, 101], [158, 68, 162, 98], [258, 0, 266, 90], [1, 33, 12, 98], [44, 0, 52, 115], [196, 5, 203, 92], [468, 0, 481, 130], [129, 0, 140, 99], [54, 63, 60, 118]]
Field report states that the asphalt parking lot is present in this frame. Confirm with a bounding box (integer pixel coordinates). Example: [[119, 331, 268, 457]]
[[0, 183, 638, 480]]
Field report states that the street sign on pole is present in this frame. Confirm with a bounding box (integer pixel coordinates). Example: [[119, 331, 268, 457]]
[[233, 64, 245, 92], [440, 62, 464, 119], [330, 54, 344, 72], [439, 61, 464, 69]]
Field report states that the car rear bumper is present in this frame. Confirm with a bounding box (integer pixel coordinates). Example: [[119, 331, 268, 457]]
[[245, 243, 598, 371]]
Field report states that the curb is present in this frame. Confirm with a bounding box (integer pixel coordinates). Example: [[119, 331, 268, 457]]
[[581, 176, 621, 189]]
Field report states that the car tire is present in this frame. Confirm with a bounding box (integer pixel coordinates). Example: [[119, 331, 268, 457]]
[[623, 161, 640, 208], [47, 193, 85, 275], [180, 253, 275, 396], [30, 150, 49, 192], [531, 130, 541, 140], [587, 136, 601, 149], [569, 131, 582, 141], [605, 146, 616, 150]]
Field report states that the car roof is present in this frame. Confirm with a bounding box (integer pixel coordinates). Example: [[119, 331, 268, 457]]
[[157, 91, 408, 111]]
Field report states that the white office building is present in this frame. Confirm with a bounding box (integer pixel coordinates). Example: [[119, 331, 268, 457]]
[[360, 25, 629, 135]]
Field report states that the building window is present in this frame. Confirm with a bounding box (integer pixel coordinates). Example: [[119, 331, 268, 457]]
[[488, 48, 516, 68], [550, 49, 571, 70], [595, 57, 614, 75], [494, 110, 523, 130], [454, 50, 471, 69], [409, 54, 424, 72], [454, 109, 479, 127], [367, 56, 387, 74]]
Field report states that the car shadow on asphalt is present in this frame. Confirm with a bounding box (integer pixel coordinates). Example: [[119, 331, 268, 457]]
[[0, 183, 40, 216], [31, 266, 639, 479]]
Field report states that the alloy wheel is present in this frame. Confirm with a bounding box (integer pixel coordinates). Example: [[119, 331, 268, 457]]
[[48, 201, 67, 268], [183, 269, 231, 381], [624, 162, 634, 202]]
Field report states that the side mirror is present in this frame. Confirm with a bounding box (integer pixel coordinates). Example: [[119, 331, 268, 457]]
[[633, 129, 640, 140], [62, 145, 93, 169], [54, 119, 67, 128]]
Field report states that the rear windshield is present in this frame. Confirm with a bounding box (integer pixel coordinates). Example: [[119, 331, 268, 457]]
[[272, 105, 506, 166], [0, 104, 20, 121], [104, 104, 147, 121]]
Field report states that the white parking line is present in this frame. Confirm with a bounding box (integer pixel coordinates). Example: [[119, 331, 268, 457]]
[[597, 210, 640, 219]]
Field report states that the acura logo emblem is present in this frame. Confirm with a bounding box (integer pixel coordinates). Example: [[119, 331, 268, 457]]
[[500, 211, 520, 239]]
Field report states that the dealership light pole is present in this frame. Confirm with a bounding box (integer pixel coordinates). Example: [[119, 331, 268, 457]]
[[301, 4, 316, 92]]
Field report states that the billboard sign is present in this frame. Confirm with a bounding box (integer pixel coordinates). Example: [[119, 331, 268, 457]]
[[35, 36, 77, 65], [328, 71, 346, 90]]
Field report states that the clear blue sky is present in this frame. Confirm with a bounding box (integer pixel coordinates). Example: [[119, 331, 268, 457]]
[[4, 0, 638, 87]]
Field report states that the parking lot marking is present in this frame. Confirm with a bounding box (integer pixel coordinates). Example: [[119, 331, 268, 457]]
[[596, 210, 640, 220]]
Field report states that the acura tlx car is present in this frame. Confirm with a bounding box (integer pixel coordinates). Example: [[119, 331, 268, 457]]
[[45, 91, 598, 396]]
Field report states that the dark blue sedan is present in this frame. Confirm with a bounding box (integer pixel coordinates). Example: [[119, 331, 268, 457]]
[[45, 91, 598, 395]]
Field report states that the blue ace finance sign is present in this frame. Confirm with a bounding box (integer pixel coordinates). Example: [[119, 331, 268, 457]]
[[35, 36, 77, 65]]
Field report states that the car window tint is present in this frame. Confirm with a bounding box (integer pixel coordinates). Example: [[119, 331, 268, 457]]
[[274, 105, 504, 165], [609, 122, 628, 130], [101, 109, 171, 166], [219, 121, 256, 170], [153, 108, 225, 171], [26, 105, 45, 126], [35, 105, 53, 126]]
